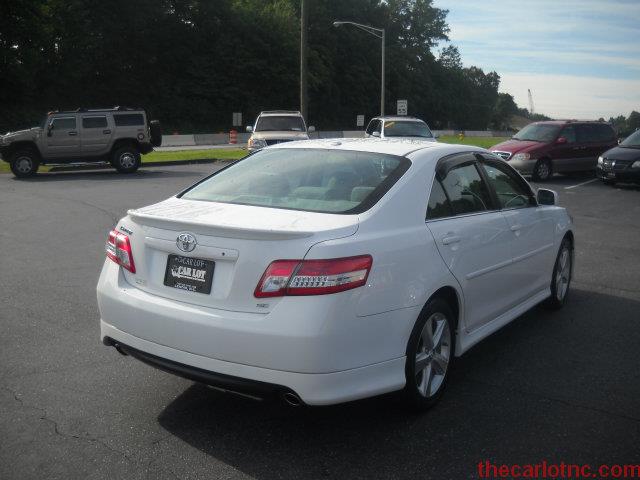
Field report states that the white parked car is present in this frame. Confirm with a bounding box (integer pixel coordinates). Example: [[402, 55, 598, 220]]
[[246, 110, 315, 152], [97, 139, 574, 409], [365, 116, 437, 141]]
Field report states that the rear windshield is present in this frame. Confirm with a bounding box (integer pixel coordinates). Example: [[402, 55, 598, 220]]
[[513, 123, 561, 142], [180, 148, 411, 214], [384, 120, 433, 138], [255, 116, 305, 132]]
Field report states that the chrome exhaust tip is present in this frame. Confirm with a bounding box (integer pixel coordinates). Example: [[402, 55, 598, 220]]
[[282, 392, 302, 407]]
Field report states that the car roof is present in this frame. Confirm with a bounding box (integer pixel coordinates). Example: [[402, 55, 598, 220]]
[[259, 110, 302, 116], [268, 137, 479, 158], [531, 120, 610, 126], [372, 116, 425, 122]]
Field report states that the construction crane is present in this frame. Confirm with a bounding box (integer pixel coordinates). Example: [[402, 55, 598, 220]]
[[528, 89, 535, 116]]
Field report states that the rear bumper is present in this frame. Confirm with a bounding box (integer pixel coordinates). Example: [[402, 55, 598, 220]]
[[97, 261, 410, 405], [101, 320, 406, 405]]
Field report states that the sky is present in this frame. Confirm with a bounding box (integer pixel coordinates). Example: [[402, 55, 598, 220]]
[[433, 0, 640, 119]]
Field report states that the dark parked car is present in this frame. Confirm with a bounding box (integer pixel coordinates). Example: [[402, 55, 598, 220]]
[[597, 129, 640, 186], [490, 120, 617, 181]]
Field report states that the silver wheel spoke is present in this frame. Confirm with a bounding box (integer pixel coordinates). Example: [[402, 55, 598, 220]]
[[432, 352, 448, 375], [415, 351, 430, 372], [432, 320, 445, 348], [418, 364, 433, 396]]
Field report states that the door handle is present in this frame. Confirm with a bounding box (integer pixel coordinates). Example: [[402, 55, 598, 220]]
[[68, 131, 78, 136], [103, 129, 111, 134], [510, 224, 522, 232], [442, 235, 461, 245]]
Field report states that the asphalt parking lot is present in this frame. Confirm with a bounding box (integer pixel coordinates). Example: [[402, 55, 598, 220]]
[[1, 164, 639, 479]]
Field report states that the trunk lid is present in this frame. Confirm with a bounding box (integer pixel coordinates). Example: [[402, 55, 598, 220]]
[[120, 197, 358, 313]]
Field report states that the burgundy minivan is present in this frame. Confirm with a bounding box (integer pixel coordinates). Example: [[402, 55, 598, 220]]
[[490, 121, 617, 181]]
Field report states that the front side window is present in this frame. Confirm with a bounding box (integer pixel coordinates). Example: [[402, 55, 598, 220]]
[[181, 148, 410, 214], [559, 125, 577, 143], [481, 162, 533, 209], [255, 116, 305, 132], [366, 120, 381, 135], [384, 120, 433, 138], [51, 117, 76, 130], [82, 116, 108, 128], [439, 163, 492, 215]]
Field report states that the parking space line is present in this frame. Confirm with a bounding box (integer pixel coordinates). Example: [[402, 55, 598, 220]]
[[564, 179, 598, 190]]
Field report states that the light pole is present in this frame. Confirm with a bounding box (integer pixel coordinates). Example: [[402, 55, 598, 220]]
[[333, 20, 385, 116], [300, 0, 308, 121]]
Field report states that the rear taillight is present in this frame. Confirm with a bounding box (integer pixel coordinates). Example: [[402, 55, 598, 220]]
[[106, 229, 136, 273], [254, 255, 372, 298]]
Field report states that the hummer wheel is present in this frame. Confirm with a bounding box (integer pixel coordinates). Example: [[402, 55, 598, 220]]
[[10, 149, 40, 178], [111, 146, 141, 173]]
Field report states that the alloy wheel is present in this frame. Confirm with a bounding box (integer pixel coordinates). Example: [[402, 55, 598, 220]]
[[415, 312, 451, 398], [556, 247, 572, 301]]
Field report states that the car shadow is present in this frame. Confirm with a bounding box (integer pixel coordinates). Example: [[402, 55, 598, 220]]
[[156, 288, 640, 478], [11, 167, 212, 183]]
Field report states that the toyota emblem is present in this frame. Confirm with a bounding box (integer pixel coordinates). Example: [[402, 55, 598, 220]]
[[176, 233, 197, 253]]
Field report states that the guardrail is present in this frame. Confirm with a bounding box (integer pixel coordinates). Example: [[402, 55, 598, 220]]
[[161, 130, 511, 146]]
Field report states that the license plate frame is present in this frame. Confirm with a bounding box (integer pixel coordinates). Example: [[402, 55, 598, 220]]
[[163, 254, 215, 294]]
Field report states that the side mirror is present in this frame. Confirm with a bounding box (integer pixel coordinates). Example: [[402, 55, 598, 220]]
[[433, 133, 440, 139], [556, 136, 567, 144], [371, 131, 381, 138], [47, 123, 54, 137], [537, 188, 558, 206], [308, 125, 315, 133], [246, 126, 253, 133]]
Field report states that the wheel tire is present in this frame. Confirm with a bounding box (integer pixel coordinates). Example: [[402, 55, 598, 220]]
[[403, 298, 455, 411], [9, 148, 40, 178], [543, 237, 573, 310], [111, 146, 141, 173], [532, 158, 552, 182]]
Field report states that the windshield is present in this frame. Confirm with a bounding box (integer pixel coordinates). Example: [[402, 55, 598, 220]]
[[255, 116, 305, 132], [513, 123, 562, 142], [181, 148, 411, 214], [620, 130, 640, 148], [384, 120, 433, 138]]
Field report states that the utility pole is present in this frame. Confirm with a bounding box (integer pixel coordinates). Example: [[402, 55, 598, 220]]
[[300, 0, 308, 121]]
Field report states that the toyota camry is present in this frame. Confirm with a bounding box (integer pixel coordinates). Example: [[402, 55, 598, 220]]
[[97, 138, 574, 409]]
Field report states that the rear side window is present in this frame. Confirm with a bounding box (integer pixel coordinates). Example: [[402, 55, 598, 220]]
[[114, 114, 144, 126], [427, 180, 453, 219], [51, 117, 76, 130], [439, 163, 492, 215], [82, 116, 108, 128], [180, 148, 411, 214], [577, 124, 613, 143]]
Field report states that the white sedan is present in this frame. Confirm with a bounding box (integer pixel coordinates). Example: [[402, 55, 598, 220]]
[[97, 138, 574, 409]]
